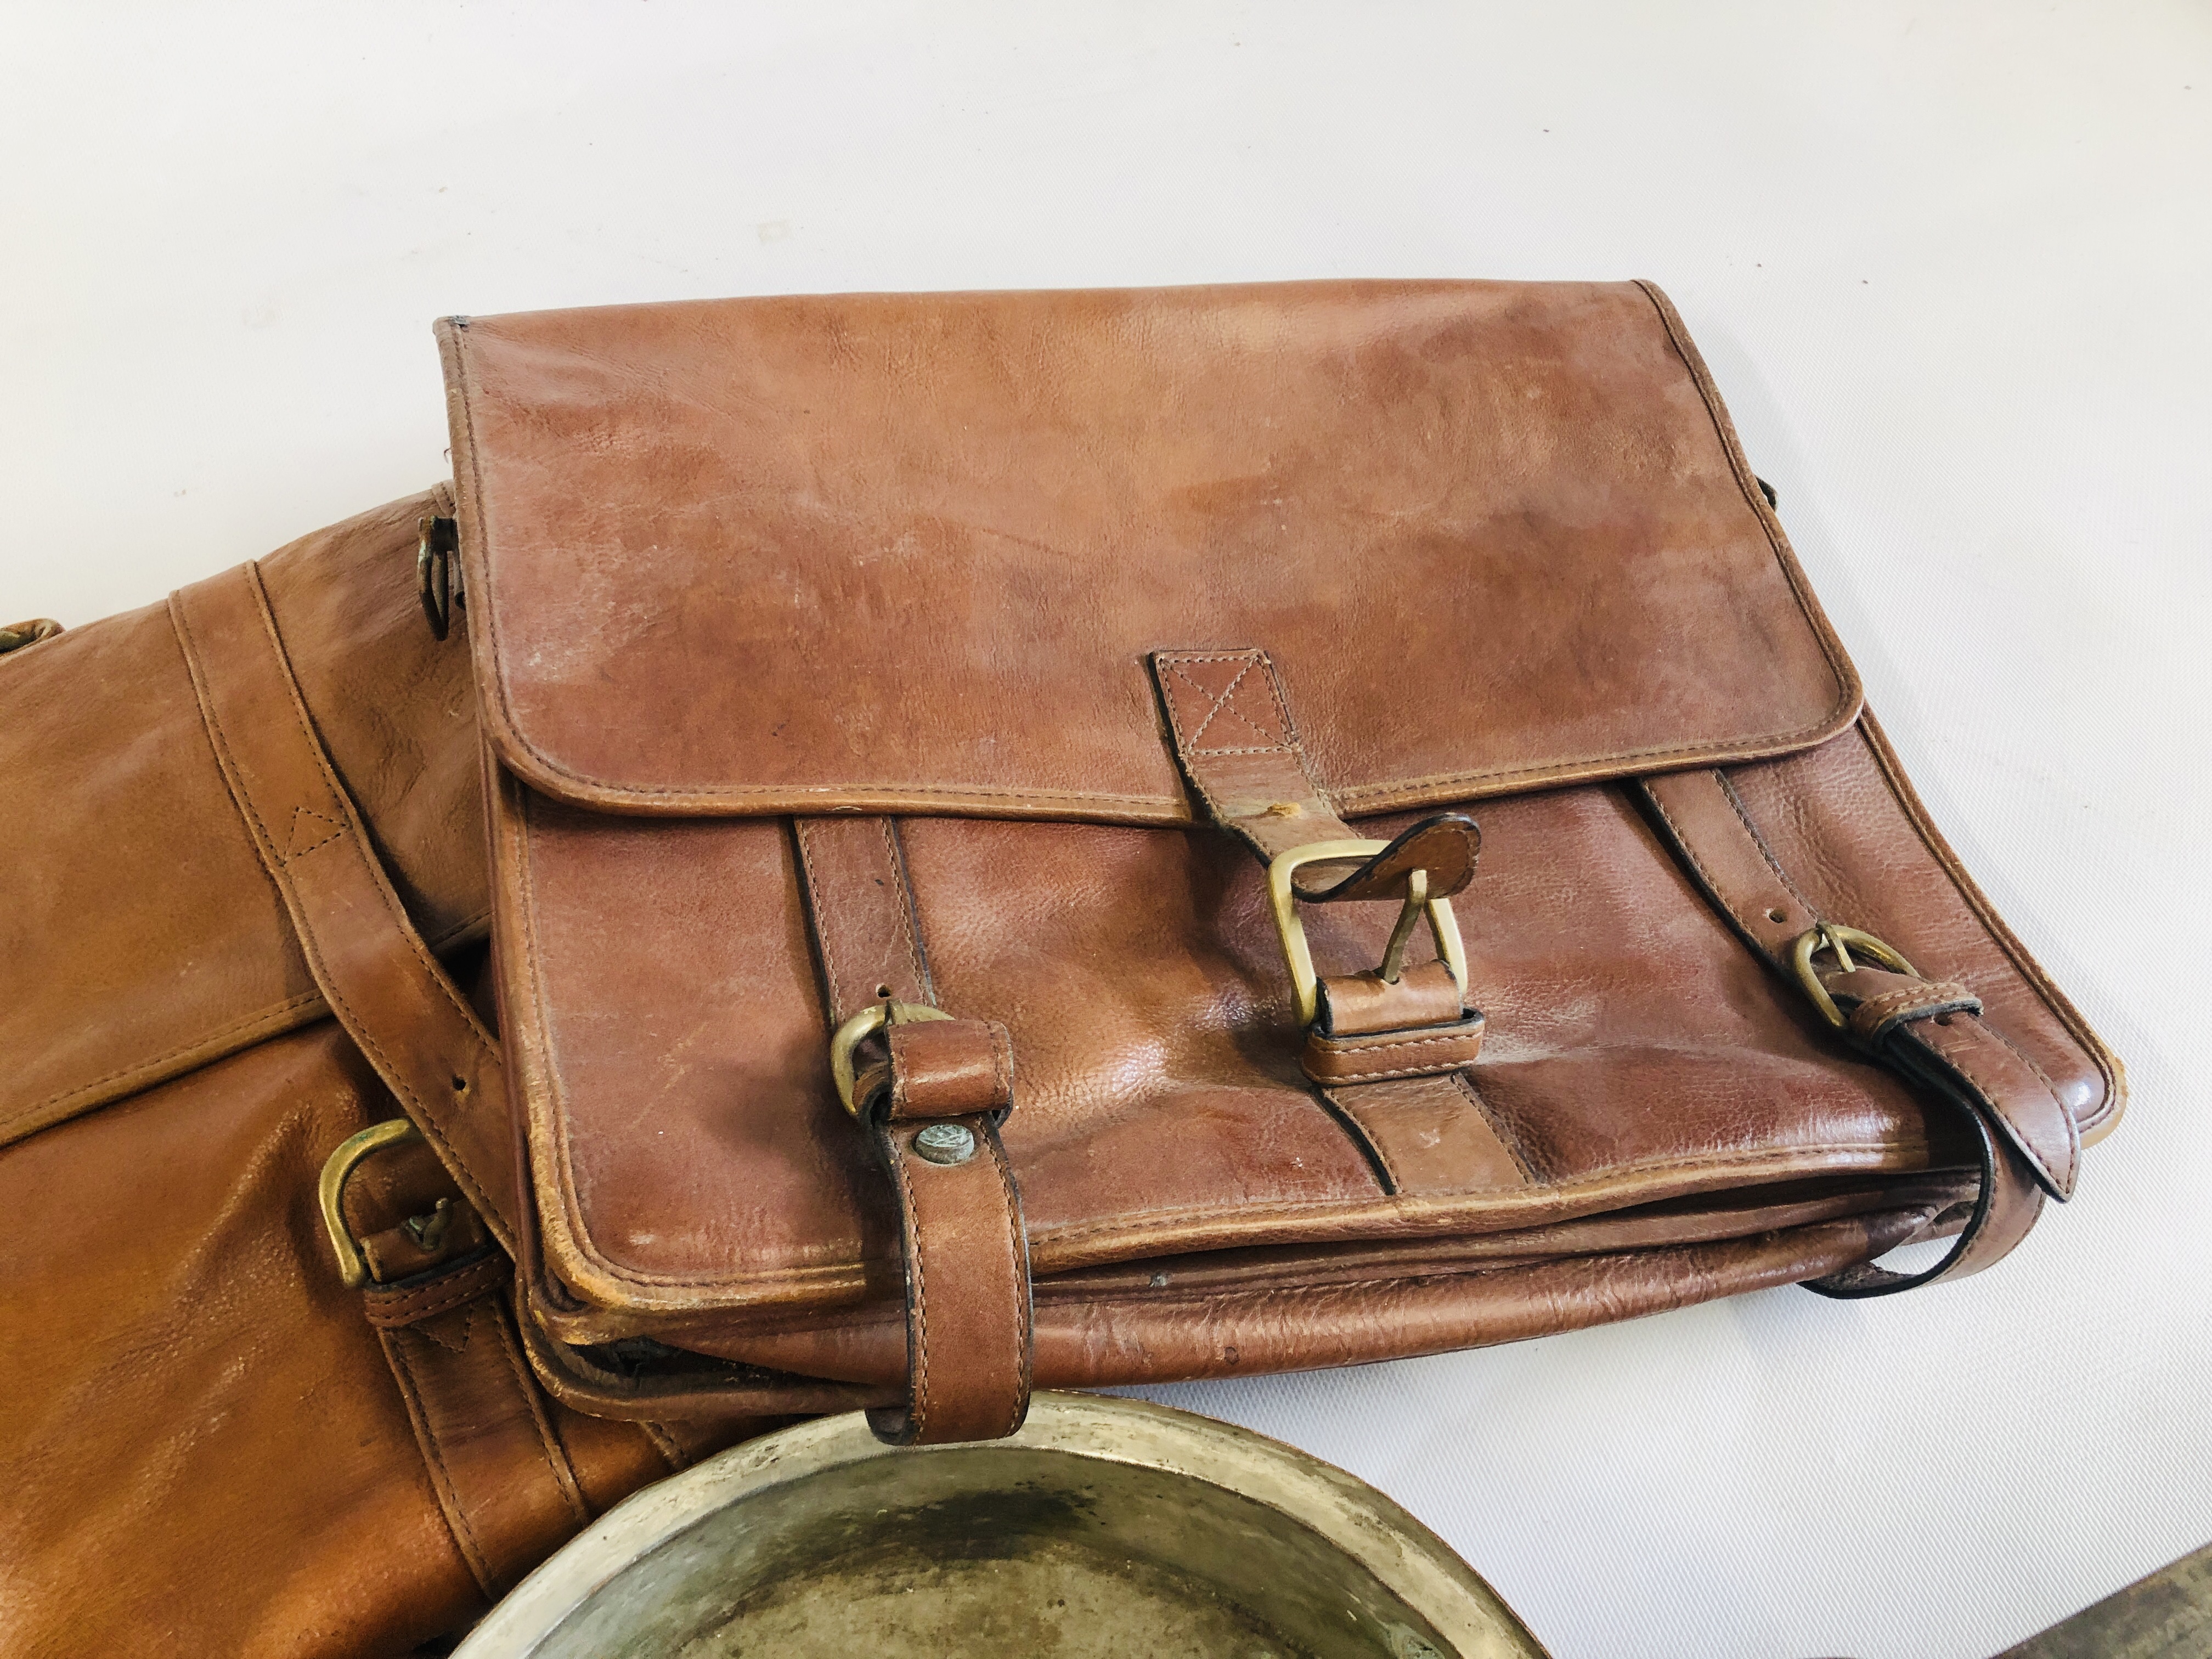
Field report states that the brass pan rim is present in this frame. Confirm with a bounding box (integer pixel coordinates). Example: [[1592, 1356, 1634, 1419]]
[[456, 1391, 1549, 1658]]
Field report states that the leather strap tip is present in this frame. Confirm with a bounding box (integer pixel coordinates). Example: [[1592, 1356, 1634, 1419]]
[[1291, 811, 1481, 904]]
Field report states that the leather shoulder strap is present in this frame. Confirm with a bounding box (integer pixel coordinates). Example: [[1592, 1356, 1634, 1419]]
[[170, 562, 520, 1249]]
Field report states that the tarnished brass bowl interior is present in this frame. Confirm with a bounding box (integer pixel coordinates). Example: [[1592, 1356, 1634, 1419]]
[[456, 1392, 1551, 1658]]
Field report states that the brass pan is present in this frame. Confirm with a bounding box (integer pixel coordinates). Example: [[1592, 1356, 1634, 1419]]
[[456, 1392, 1551, 1658]]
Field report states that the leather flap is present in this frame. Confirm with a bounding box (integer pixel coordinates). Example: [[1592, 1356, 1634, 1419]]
[[439, 279, 1860, 820]]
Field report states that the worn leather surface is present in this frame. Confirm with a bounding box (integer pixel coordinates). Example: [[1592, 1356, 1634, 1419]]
[[444, 283, 2106, 1433], [0, 499, 758, 1655], [439, 280, 1862, 819], [1638, 763, 2061, 1293], [496, 749, 2090, 1321], [804, 826, 1035, 1446], [447, 281, 2120, 1425], [0, 1020, 682, 1658], [865, 1022, 1032, 1445], [1302, 1013, 1489, 1086], [0, 489, 487, 1150], [1727, 711, 2121, 1144], [171, 560, 522, 1247], [1316, 961, 1469, 1036], [1641, 760, 2085, 1196], [431, 276, 2123, 1433], [673, 1197, 1951, 1386], [362, 1250, 595, 1599]]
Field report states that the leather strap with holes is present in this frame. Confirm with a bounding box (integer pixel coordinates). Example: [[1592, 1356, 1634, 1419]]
[[1640, 766, 2072, 1295], [170, 563, 521, 1250], [794, 817, 1034, 1444], [792, 816, 935, 1017]]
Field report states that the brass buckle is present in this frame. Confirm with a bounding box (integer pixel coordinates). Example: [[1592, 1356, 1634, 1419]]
[[1267, 840, 1468, 1028], [828, 1000, 953, 1118], [317, 1118, 423, 1288], [1789, 923, 1918, 1029], [0, 618, 62, 656]]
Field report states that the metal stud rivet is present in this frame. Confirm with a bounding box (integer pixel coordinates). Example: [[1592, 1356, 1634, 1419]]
[[913, 1123, 977, 1165]]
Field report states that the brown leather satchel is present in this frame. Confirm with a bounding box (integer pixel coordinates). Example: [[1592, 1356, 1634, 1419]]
[[426, 278, 2122, 1446], [0, 278, 2124, 1652], [0, 496, 761, 1656]]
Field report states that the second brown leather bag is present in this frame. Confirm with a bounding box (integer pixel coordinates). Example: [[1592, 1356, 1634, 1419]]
[[430, 279, 2120, 1444], [0, 495, 763, 1656]]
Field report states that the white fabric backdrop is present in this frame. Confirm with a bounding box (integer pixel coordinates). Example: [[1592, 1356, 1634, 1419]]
[[4, 5, 2205, 1654]]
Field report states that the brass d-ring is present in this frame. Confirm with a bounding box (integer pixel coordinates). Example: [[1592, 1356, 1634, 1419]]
[[828, 1001, 953, 1117], [318, 1119, 423, 1288], [0, 618, 62, 656], [1790, 923, 1918, 1029]]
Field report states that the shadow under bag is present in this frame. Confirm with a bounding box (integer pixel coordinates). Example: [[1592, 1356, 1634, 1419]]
[[421, 279, 2121, 1443]]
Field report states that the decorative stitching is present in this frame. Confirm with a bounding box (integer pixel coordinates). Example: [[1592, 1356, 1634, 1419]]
[[454, 305, 1849, 817], [365, 1256, 509, 1326], [448, 329, 1181, 811], [490, 1300, 592, 1527], [1650, 759, 2072, 1211], [1175, 659, 1257, 749], [242, 565, 503, 1059], [1641, 780, 1756, 936], [533, 1104, 1925, 1294], [1984, 1022, 2076, 1128], [1161, 650, 1304, 758], [881, 817, 929, 998], [1035, 1138, 1919, 1247], [1313, 1058, 1481, 1084], [894, 1128, 930, 1441], [8, 902, 488, 1138], [1856, 709, 2121, 1133], [283, 805, 348, 861], [636, 1422, 687, 1474], [1329, 717, 1855, 806], [1716, 770, 1818, 919], [1630, 279, 1861, 724], [1849, 982, 1973, 1036], [988, 1126, 1033, 1438], [8, 989, 323, 1130], [1312, 1030, 1482, 1057], [1116, 1212, 1923, 1312]]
